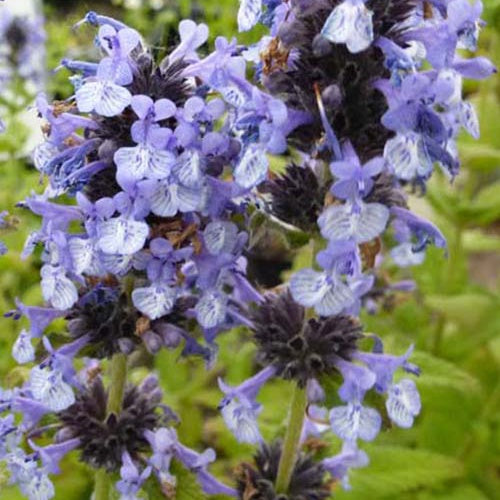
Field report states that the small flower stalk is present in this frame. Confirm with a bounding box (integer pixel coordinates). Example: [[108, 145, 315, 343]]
[[0, 1, 494, 499]]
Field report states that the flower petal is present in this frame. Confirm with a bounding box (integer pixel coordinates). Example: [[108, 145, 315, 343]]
[[132, 285, 177, 320]]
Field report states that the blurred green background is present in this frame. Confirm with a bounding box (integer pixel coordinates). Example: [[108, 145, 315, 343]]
[[0, 0, 499, 498]]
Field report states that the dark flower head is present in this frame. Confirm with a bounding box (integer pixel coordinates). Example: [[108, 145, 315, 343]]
[[236, 441, 331, 500], [262, 163, 327, 231], [66, 286, 140, 358], [264, 0, 417, 160], [251, 291, 363, 387], [58, 376, 169, 472], [363, 171, 408, 208]]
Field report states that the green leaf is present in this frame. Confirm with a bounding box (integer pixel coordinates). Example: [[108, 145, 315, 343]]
[[424, 293, 494, 329], [170, 460, 209, 500], [416, 483, 490, 500], [335, 445, 464, 499], [410, 351, 481, 394]]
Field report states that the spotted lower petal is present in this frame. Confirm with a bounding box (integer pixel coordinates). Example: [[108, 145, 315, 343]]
[[203, 221, 238, 255], [40, 265, 78, 311], [384, 133, 433, 181], [330, 402, 381, 442], [386, 379, 421, 428], [290, 269, 331, 308], [234, 145, 268, 189], [132, 285, 177, 320], [319, 202, 389, 243], [114, 145, 175, 182], [195, 289, 228, 328], [29, 366, 75, 412], [97, 217, 149, 255], [237, 0, 262, 32]]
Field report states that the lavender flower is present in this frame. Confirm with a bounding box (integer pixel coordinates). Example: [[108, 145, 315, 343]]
[[221, 0, 494, 492]]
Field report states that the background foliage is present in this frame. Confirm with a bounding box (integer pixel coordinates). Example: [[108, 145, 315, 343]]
[[0, 0, 499, 498]]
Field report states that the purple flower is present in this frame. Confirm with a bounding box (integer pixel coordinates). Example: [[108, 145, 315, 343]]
[[237, 0, 263, 32], [386, 378, 421, 428], [28, 365, 75, 412], [12, 330, 35, 364], [169, 20, 209, 63], [217, 366, 276, 443], [330, 401, 381, 442], [323, 442, 369, 489], [321, 0, 374, 54], [116, 452, 152, 500], [330, 144, 384, 201]]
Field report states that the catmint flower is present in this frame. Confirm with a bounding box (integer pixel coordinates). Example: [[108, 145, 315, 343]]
[[321, 0, 374, 54], [116, 451, 152, 499], [217, 366, 276, 444], [322, 441, 369, 490], [386, 378, 422, 428]]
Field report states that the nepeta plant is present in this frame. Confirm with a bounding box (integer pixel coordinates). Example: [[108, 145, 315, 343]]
[[222, 0, 494, 496], [0, 1, 494, 499]]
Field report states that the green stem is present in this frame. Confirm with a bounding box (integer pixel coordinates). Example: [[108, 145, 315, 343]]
[[93, 353, 128, 500], [275, 384, 308, 494], [106, 353, 128, 415], [93, 469, 110, 500]]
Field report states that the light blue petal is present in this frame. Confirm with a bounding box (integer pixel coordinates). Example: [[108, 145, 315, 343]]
[[384, 133, 433, 181], [76, 81, 131, 117], [315, 277, 354, 316], [68, 238, 93, 275], [203, 221, 238, 255], [195, 289, 228, 328], [174, 150, 204, 188], [132, 285, 176, 320], [330, 403, 381, 442], [386, 379, 421, 428], [29, 366, 75, 412], [12, 329, 35, 364], [321, 0, 374, 54], [237, 0, 262, 32], [100, 253, 133, 275], [234, 145, 268, 189], [114, 145, 175, 181], [40, 266, 78, 310], [459, 101, 479, 139], [390, 242, 426, 267], [220, 398, 262, 443], [290, 269, 330, 308], [150, 182, 179, 217], [319, 202, 389, 243], [97, 217, 149, 255], [177, 184, 202, 213], [220, 85, 247, 108]]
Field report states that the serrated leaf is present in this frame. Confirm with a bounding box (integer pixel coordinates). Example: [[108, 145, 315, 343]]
[[170, 460, 209, 500], [335, 445, 464, 499], [410, 351, 481, 394]]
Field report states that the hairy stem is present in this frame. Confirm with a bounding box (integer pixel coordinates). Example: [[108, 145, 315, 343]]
[[106, 352, 128, 415], [275, 384, 308, 494], [93, 353, 128, 500]]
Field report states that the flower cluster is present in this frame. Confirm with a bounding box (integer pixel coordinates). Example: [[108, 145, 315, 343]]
[[0, 0, 494, 498], [216, 0, 494, 491], [1, 11, 288, 499]]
